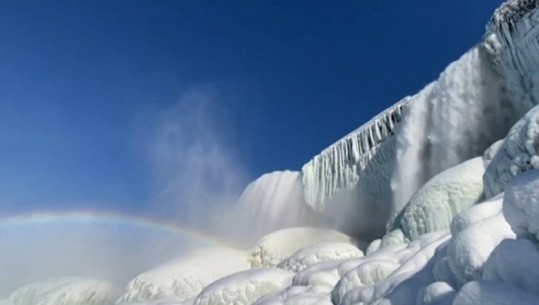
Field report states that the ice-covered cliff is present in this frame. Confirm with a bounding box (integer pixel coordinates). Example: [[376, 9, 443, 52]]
[[485, 0, 539, 114], [301, 99, 408, 240]]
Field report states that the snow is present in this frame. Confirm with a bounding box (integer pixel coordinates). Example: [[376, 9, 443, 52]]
[[10, 2, 539, 305], [482, 238, 539, 295], [396, 157, 485, 241], [416, 281, 456, 305], [484, 105, 539, 197], [503, 169, 539, 238], [485, 0, 539, 115], [118, 247, 249, 303], [193, 269, 294, 305], [276, 243, 363, 273], [235, 171, 312, 239], [248, 227, 356, 269], [446, 210, 516, 286], [7, 277, 120, 305], [452, 280, 539, 305]]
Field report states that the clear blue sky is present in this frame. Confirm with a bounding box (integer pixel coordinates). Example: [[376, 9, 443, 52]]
[[0, 1, 503, 215]]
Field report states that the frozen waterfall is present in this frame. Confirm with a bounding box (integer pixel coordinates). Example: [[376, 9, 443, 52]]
[[391, 45, 518, 212]]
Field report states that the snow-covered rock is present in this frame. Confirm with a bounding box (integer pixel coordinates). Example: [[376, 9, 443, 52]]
[[276, 243, 363, 273], [502, 169, 539, 238], [484, 105, 539, 197], [118, 247, 249, 303], [447, 208, 516, 286], [7, 277, 120, 305], [452, 280, 539, 305], [396, 157, 485, 240], [248, 227, 356, 269], [483, 238, 539, 296], [193, 269, 294, 305], [235, 171, 312, 240], [416, 281, 456, 305]]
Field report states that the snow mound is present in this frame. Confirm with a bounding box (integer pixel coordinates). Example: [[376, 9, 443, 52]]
[[502, 169, 539, 238], [450, 194, 504, 235], [447, 207, 516, 286], [118, 247, 249, 303], [397, 157, 485, 240], [277, 243, 363, 273], [416, 281, 456, 305], [248, 227, 356, 269], [117, 297, 192, 305], [483, 238, 539, 295], [7, 277, 120, 305], [336, 233, 450, 305], [291, 258, 363, 292], [484, 105, 539, 197], [252, 285, 332, 305], [235, 171, 312, 239], [453, 280, 539, 305], [193, 268, 294, 305]]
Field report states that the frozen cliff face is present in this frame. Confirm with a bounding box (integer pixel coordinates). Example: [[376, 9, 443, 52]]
[[235, 171, 313, 241], [485, 0, 539, 115], [301, 99, 408, 240], [392, 46, 518, 213]]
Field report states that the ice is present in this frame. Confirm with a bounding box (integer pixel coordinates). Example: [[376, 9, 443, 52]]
[[502, 169, 539, 238], [482, 238, 539, 295], [118, 247, 249, 303], [301, 99, 408, 240], [235, 171, 312, 239], [446, 210, 516, 286], [485, 0, 539, 115], [6, 277, 120, 305], [416, 281, 456, 305], [192, 269, 294, 305], [276, 243, 363, 273], [452, 280, 539, 305], [395, 157, 485, 241], [484, 105, 539, 197], [391, 46, 516, 213], [248, 227, 356, 269]]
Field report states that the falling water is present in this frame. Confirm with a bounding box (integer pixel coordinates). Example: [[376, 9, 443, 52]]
[[391, 45, 519, 212]]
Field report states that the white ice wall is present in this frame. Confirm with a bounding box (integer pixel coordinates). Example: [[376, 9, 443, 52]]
[[392, 46, 517, 211], [301, 99, 408, 239], [485, 0, 539, 114]]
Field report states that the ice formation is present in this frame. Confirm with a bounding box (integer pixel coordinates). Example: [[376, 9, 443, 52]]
[[391, 46, 517, 213], [118, 247, 249, 303], [486, 0, 539, 115], [277, 243, 364, 273], [248, 227, 356, 269], [394, 157, 485, 241], [301, 99, 408, 240], [5, 277, 121, 305], [10, 1, 539, 304], [484, 104, 539, 197], [193, 268, 294, 305]]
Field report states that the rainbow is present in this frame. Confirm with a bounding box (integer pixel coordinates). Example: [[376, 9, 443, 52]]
[[0, 210, 230, 246]]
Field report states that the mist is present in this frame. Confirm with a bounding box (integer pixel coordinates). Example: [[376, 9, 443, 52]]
[[0, 87, 256, 297]]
